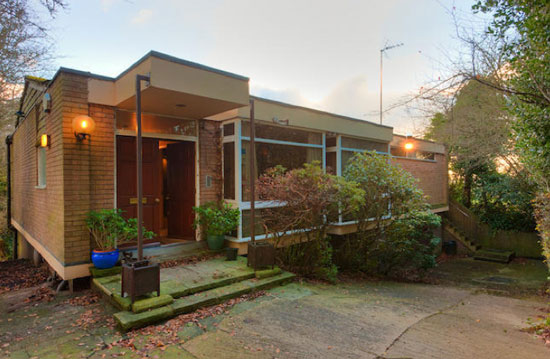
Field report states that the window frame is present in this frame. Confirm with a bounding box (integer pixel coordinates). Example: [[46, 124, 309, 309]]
[[221, 119, 395, 241], [36, 146, 46, 189]]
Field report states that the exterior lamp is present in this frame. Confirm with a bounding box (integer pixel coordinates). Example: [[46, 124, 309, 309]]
[[404, 142, 414, 151], [40, 134, 50, 148], [72, 115, 96, 141]]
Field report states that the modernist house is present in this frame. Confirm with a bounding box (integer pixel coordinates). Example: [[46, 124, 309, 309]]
[[8, 51, 448, 281]]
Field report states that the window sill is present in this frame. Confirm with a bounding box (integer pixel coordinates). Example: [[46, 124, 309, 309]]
[[35, 185, 46, 189]]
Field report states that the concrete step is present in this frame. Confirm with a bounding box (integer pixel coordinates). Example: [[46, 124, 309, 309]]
[[474, 249, 515, 263], [114, 271, 295, 331], [92, 258, 257, 312]]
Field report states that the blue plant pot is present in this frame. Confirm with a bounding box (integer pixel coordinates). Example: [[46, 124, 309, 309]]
[[91, 249, 120, 269]]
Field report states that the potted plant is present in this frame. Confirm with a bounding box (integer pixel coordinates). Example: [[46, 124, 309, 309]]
[[193, 202, 240, 250], [87, 209, 154, 269]]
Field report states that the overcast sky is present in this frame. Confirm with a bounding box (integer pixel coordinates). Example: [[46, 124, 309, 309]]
[[48, 0, 478, 135]]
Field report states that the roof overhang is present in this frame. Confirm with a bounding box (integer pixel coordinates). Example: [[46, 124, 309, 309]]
[[230, 97, 394, 142], [87, 51, 250, 118]]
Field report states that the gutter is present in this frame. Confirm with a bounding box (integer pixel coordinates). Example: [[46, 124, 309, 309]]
[[5, 134, 16, 260]]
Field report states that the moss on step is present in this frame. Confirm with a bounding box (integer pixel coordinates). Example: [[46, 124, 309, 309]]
[[132, 294, 174, 313], [172, 272, 295, 316], [114, 306, 174, 331], [113, 271, 295, 331], [255, 267, 281, 279], [89, 266, 122, 278]]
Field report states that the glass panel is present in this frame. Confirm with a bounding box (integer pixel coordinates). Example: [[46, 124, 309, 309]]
[[242, 121, 322, 145], [341, 136, 388, 152], [241, 140, 322, 201], [241, 209, 267, 238], [326, 136, 337, 147], [37, 147, 46, 186], [223, 142, 235, 199], [326, 151, 336, 174], [116, 110, 196, 136], [342, 151, 356, 173], [391, 146, 407, 157], [223, 123, 234, 136], [416, 151, 435, 160]]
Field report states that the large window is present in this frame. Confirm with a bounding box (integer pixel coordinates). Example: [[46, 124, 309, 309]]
[[116, 110, 196, 136], [242, 121, 322, 145], [37, 147, 46, 188], [223, 142, 235, 199], [240, 121, 324, 202], [241, 141, 322, 201], [222, 119, 398, 239], [341, 136, 388, 152]]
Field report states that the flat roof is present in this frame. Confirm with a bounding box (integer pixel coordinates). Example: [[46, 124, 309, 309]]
[[250, 95, 393, 131]]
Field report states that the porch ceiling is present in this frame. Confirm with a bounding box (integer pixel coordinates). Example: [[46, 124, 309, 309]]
[[117, 86, 248, 119]]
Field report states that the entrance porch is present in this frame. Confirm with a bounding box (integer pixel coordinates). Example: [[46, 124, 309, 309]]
[[91, 255, 295, 331]]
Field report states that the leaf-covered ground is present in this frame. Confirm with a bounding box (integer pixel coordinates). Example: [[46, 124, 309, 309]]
[[0, 257, 548, 358], [0, 259, 49, 294]]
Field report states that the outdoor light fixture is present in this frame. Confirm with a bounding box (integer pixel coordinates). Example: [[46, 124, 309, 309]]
[[72, 115, 96, 141], [404, 142, 414, 151], [40, 134, 50, 148]]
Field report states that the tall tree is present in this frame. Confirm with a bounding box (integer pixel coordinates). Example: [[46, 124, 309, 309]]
[[424, 79, 515, 207], [473, 0, 550, 267], [0, 0, 66, 96]]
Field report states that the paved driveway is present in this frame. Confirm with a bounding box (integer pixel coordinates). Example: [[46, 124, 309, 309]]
[[181, 282, 548, 359], [1, 261, 548, 358]]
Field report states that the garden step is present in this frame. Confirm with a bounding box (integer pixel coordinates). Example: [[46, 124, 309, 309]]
[[91, 258, 256, 311], [113, 271, 295, 331], [114, 306, 174, 332], [255, 266, 281, 279], [474, 249, 515, 263], [132, 294, 174, 313]]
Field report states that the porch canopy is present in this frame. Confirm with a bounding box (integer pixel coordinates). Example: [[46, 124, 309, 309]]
[[87, 51, 250, 119]]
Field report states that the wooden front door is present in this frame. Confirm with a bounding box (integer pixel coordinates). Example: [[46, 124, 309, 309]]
[[165, 142, 195, 238], [116, 136, 162, 236]]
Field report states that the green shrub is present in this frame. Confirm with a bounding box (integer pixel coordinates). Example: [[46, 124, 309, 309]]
[[335, 151, 440, 277], [193, 202, 240, 236], [86, 209, 154, 251]]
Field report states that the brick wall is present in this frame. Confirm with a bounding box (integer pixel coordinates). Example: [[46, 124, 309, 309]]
[[61, 74, 116, 264], [12, 76, 65, 263], [198, 120, 222, 204], [391, 153, 448, 207], [12, 72, 117, 267]]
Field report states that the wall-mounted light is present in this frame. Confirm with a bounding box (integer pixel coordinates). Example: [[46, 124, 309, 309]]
[[404, 142, 414, 151], [40, 134, 50, 148], [72, 115, 96, 141], [35, 134, 51, 148]]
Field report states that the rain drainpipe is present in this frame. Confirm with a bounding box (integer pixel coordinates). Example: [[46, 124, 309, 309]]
[[6, 134, 16, 260]]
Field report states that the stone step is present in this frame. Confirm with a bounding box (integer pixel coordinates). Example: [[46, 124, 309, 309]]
[[474, 249, 515, 263], [92, 261, 257, 312], [114, 271, 295, 331]]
